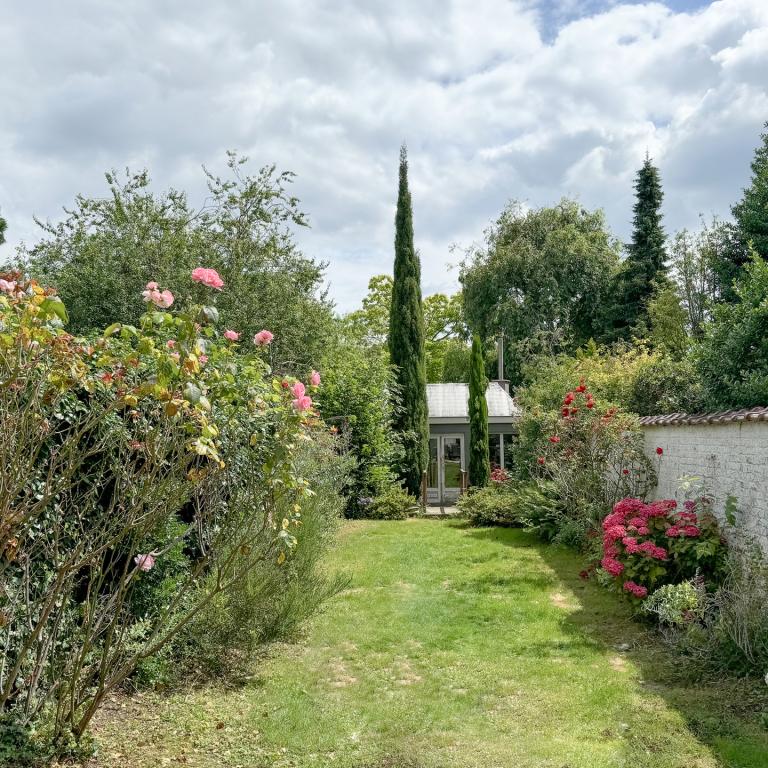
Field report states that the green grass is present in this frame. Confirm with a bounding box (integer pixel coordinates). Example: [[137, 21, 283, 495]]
[[88, 520, 768, 767]]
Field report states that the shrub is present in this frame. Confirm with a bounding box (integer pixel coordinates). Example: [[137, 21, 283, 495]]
[[599, 495, 725, 602], [0, 270, 338, 748], [521, 381, 655, 540], [643, 582, 703, 627], [459, 483, 521, 527], [175, 432, 351, 678], [363, 485, 419, 520]]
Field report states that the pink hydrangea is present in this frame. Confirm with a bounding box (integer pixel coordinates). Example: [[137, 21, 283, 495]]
[[224, 329, 240, 341], [623, 580, 648, 598], [191, 267, 224, 290], [683, 525, 701, 537], [253, 330, 274, 346], [621, 536, 640, 554], [134, 553, 156, 572], [638, 541, 667, 560], [666, 525, 682, 537], [291, 381, 306, 398], [310, 370, 321, 387], [604, 525, 627, 543], [601, 557, 624, 576], [292, 395, 313, 412]]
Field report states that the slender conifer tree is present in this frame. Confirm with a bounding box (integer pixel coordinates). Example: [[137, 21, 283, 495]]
[[388, 145, 428, 496]]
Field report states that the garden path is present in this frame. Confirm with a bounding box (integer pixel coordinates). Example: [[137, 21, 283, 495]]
[[90, 520, 768, 768]]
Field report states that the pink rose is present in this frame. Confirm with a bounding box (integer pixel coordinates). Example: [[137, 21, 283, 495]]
[[142, 283, 174, 309], [310, 370, 321, 387], [134, 553, 156, 572], [253, 329, 274, 346], [191, 267, 224, 290], [0, 279, 18, 294], [292, 395, 313, 412], [291, 381, 305, 398], [166, 340, 176, 349], [199, 354, 208, 365], [224, 329, 240, 341]]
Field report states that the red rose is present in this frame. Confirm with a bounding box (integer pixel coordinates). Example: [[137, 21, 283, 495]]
[[656, 447, 664, 455], [537, 456, 545, 465]]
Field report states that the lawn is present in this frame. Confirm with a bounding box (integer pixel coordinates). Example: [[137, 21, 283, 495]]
[[87, 520, 768, 768]]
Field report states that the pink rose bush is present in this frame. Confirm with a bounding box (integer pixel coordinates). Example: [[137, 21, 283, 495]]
[[600, 495, 724, 601], [224, 329, 240, 341], [191, 267, 224, 290]]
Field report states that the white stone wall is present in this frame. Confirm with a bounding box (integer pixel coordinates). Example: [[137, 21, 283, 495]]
[[642, 422, 768, 553]]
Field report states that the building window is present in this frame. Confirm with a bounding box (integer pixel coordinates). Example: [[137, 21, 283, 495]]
[[502, 433, 516, 471], [488, 433, 516, 471], [489, 434, 501, 468]]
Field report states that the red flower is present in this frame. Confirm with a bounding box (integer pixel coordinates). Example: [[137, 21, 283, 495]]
[[537, 456, 546, 466], [548, 435, 561, 443], [586, 401, 594, 409], [563, 392, 575, 405], [561, 407, 570, 417], [656, 447, 664, 455], [622, 468, 629, 475]]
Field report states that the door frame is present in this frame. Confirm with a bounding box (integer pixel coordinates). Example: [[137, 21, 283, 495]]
[[427, 433, 465, 505]]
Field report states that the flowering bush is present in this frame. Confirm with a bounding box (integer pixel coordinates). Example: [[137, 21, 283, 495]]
[[600, 495, 725, 601], [0, 269, 338, 748], [520, 379, 655, 547]]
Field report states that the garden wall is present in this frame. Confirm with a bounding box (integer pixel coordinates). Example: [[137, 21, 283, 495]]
[[640, 408, 768, 554]]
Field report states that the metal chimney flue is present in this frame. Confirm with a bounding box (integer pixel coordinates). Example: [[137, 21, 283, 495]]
[[495, 332, 510, 394]]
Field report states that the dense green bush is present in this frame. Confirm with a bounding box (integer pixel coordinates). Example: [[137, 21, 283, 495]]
[[458, 483, 522, 527], [364, 485, 419, 520], [317, 328, 403, 517]]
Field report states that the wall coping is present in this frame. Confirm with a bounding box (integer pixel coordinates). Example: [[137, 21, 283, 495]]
[[639, 407, 768, 427]]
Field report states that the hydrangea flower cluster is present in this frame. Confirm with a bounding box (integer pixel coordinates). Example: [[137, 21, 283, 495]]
[[599, 494, 723, 601]]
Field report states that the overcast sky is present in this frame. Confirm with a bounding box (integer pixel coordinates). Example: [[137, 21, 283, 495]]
[[1, 0, 767, 311]]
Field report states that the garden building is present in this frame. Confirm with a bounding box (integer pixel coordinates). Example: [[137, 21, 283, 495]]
[[426, 381, 520, 505]]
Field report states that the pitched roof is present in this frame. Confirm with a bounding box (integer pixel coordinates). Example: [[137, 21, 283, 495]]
[[427, 382, 520, 421], [639, 407, 768, 426]]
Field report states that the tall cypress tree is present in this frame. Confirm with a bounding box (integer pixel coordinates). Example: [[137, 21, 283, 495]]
[[603, 156, 667, 340], [0, 213, 6, 247], [468, 334, 490, 488], [388, 145, 428, 497]]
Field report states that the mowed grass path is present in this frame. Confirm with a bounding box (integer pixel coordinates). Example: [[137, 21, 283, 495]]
[[90, 520, 768, 768]]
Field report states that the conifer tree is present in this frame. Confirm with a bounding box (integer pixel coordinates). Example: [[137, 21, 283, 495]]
[[388, 145, 428, 496], [468, 334, 490, 488], [604, 156, 667, 340], [715, 121, 768, 301], [0, 213, 6, 247]]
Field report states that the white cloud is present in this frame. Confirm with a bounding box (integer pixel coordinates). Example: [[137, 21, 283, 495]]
[[0, 0, 766, 311]]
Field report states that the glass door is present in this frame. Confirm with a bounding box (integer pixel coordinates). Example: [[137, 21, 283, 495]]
[[441, 435, 463, 504]]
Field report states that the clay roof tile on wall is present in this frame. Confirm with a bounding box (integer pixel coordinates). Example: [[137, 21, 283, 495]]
[[639, 407, 768, 426]]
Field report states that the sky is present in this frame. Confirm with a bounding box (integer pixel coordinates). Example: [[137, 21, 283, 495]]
[[1, 0, 766, 312]]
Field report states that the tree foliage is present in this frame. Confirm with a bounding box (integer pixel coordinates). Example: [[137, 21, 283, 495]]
[[696, 252, 768, 408], [732, 121, 768, 262], [388, 146, 428, 495], [460, 199, 619, 385], [13, 153, 333, 373], [468, 334, 490, 488], [604, 157, 667, 341]]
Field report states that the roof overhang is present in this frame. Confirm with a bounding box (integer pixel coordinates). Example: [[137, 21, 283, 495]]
[[428, 416, 519, 425]]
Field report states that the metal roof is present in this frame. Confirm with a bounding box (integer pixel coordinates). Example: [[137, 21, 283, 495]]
[[427, 382, 520, 422]]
